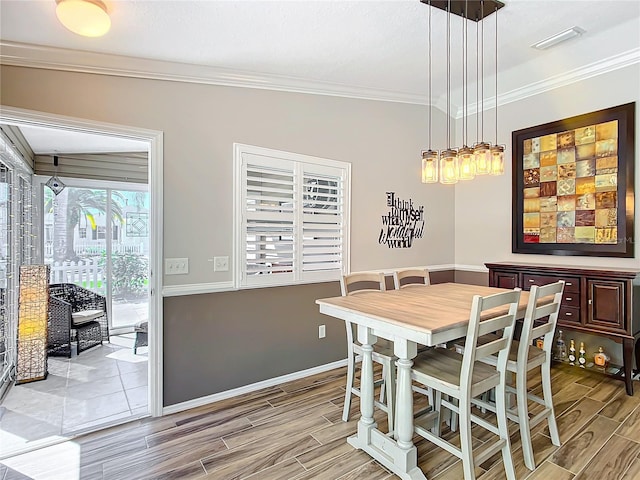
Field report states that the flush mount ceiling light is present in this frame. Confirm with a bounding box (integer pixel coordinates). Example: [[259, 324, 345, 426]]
[[56, 0, 111, 37], [532, 26, 585, 50]]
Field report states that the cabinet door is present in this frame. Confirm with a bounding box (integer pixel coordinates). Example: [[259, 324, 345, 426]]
[[492, 272, 518, 289], [586, 280, 626, 333]]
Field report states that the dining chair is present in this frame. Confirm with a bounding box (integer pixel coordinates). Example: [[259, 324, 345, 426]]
[[411, 289, 521, 480], [456, 281, 565, 471], [340, 272, 396, 432], [393, 267, 430, 289]]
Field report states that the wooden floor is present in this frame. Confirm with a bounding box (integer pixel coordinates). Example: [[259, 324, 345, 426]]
[[1, 363, 639, 480]]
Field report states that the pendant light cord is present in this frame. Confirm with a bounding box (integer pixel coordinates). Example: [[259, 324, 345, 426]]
[[495, 4, 499, 145], [480, 0, 485, 141], [428, 0, 432, 149], [446, 0, 451, 149]]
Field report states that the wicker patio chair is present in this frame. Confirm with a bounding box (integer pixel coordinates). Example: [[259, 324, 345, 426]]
[[48, 283, 109, 357]]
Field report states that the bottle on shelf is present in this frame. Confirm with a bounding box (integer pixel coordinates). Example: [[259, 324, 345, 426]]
[[579, 342, 587, 368], [594, 346, 610, 370], [554, 330, 567, 362], [568, 339, 576, 366]]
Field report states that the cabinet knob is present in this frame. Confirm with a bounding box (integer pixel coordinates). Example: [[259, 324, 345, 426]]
[[566, 282, 573, 286], [566, 297, 572, 301], [529, 279, 535, 283], [565, 312, 572, 316], [588, 299, 593, 305]]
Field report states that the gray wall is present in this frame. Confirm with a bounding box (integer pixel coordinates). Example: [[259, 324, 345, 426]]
[[163, 271, 455, 405], [1, 64, 460, 406], [163, 282, 343, 406]]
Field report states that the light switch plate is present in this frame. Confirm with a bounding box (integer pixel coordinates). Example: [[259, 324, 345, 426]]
[[165, 258, 189, 275], [214, 256, 229, 272]]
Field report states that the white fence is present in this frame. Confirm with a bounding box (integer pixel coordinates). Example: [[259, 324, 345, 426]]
[[49, 258, 105, 294], [44, 242, 145, 258]]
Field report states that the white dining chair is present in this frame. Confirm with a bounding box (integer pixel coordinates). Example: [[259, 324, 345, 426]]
[[456, 281, 565, 471], [340, 272, 396, 433], [411, 289, 521, 480], [393, 267, 430, 289]]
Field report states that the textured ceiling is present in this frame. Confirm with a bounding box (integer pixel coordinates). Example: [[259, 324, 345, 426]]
[[1, 0, 639, 152]]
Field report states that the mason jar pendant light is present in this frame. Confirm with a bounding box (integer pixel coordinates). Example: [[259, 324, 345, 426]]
[[422, 0, 439, 183], [439, 0, 459, 184], [419, 0, 504, 184], [458, 1, 475, 181], [490, 4, 505, 175], [473, 1, 492, 175]]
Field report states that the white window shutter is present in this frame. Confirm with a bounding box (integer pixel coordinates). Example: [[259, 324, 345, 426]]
[[300, 164, 344, 282], [236, 145, 349, 288]]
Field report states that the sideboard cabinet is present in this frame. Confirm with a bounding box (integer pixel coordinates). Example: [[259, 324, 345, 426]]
[[486, 262, 640, 395]]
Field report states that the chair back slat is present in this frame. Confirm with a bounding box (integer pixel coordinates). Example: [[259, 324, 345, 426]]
[[519, 281, 564, 363], [393, 268, 430, 289], [341, 272, 386, 344], [341, 272, 386, 296], [460, 289, 520, 393]]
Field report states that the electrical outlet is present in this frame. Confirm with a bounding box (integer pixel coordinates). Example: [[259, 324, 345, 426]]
[[318, 325, 326, 339], [214, 256, 229, 272], [165, 257, 189, 275]]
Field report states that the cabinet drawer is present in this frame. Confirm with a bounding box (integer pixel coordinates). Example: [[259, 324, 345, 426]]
[[558, 306, 581, 326], [562, 292, 580, 307], [523, 274, 580, 293]]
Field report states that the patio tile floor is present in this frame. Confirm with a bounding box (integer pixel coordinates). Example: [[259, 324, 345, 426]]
[[0, 335, 148, 458]]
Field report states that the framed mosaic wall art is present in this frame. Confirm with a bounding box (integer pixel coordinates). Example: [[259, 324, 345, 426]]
[[512, 102, 635, 257]]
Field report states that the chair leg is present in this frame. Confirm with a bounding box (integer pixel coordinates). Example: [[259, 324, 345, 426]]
[[343, 352, 356, 422], [495, 380, 517, 480], [380, 364, 387, 403], [542, 361, 561, 447], [449, 396, 459, 432], [517, 368, 535, 471], [459, 397, 476, 480], [432, 390, 443, 435], [385, 359, 396, 433]]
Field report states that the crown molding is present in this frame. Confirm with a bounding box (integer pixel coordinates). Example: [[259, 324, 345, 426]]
[[2, 41, 637, 116], [454, 48, 640, 119], [0, 41, 428, 107]]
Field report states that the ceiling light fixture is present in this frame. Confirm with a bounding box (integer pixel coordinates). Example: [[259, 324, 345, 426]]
[[420, 0, 505, 185], [532, 26, 585, 50], [55, 0, 111, 38]]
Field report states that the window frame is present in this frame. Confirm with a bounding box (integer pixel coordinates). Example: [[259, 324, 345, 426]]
[[233, 143, 351, 289]]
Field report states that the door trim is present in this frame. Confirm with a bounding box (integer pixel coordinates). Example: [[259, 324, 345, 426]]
[[0, 105, 164, 416]]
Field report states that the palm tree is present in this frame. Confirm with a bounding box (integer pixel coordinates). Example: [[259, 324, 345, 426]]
[[45, 188, 125, 262]]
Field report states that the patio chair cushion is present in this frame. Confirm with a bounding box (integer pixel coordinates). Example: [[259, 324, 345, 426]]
[[72, 309, 106, 325]]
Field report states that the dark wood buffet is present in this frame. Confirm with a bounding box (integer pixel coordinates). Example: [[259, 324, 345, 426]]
[[486, 262, 640, 395]]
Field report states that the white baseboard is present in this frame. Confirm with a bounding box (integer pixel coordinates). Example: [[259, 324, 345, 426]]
[[162, 359, 348, 416]]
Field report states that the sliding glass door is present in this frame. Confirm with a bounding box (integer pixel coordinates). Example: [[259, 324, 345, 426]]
[[43, 181, 149, 332]]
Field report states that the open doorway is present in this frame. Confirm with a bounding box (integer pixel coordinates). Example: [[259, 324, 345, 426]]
[[0, 107, 163, 457]]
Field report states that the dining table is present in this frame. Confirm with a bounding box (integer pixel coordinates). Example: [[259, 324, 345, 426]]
[[316, 282, 534, 480]]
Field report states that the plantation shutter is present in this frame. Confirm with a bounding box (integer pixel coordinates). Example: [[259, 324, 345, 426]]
[[238, 146, 349, 287], [243, 154, 295, 286], [300, 164, 344, 282]]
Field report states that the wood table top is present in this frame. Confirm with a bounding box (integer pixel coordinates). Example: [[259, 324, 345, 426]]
[[316, 282, 532, 336]]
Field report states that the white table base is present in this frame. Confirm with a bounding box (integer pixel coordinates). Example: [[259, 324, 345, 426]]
[[347, 325, 427, 480]]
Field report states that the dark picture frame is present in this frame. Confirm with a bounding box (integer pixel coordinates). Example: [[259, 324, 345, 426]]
[[512, 102, 635, 257]]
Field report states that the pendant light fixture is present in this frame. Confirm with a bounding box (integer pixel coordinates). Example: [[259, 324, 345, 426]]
[[458, 1, 475, 181], [420, 0, 504, 184], [490, 4, 505, 175], [55, 0, 111, 38], [45, 155, 66, 196], [439, 0, 459, 185], [422, 0, 439, 183], [473, 1, 492, 175]]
